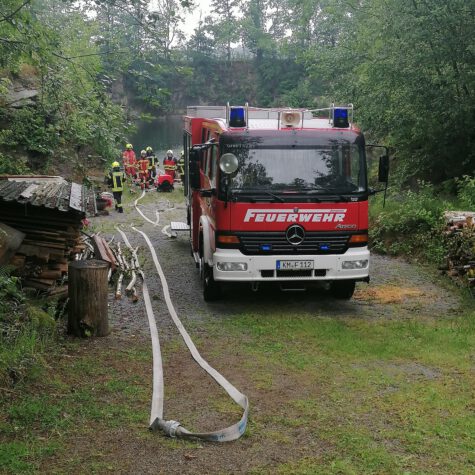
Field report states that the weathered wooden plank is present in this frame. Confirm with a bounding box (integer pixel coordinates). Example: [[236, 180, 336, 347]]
[[69, 183, 83, 211]]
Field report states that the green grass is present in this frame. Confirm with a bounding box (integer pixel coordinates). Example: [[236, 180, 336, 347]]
[[0, 344, 150, 474], [218, 309, 475, 474]]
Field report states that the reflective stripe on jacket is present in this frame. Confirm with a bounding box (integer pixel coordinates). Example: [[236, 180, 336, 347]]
[[138, 158, 149, 172], [110, 171, 124, 192], [164, 159, 177, 172]]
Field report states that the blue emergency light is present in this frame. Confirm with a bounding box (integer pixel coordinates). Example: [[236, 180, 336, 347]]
[[260, 244, 272, 251], [319, 244, 330, 251], [333, 108, 349, 128], [229, 107, 246, 127]]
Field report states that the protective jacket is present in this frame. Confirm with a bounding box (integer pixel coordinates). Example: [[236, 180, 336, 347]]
[[163, 158, 177, 179], [109, 169, 125, 192], [122, 150, 137, 177], [147, 153, 158, 168], [137, 158, 148, 172]]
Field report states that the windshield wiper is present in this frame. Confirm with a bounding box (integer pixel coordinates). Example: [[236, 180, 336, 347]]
[[232, 189, 285, 203], [302, 186, 350, 201]]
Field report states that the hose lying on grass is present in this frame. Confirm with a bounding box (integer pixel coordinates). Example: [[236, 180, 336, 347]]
[[116, 225, 249, 442]]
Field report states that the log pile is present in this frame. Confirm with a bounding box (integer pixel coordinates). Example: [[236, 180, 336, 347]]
[[0, 176, 96, 295], [442, 211, 475, 292]]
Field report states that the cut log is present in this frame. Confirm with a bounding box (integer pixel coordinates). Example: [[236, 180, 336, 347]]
[[0, 222, 26, 266], [68, 260, 109, 337], [38, 270, 62, 280]]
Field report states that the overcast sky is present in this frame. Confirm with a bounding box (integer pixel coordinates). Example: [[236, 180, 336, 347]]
[[182, 0, 212, 35]]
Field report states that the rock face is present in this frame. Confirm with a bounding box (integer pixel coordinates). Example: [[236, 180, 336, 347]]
[[6, 87, 39, 108]]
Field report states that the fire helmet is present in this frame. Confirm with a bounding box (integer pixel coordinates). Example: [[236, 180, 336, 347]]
[[146, 146, 153, 153], [112, 161, 120, 168], [125, 143, 133, 150], [141, 150, 147, 156], [166, 149, 173, 156]]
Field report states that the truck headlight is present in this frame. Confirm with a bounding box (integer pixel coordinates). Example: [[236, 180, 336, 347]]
[[342, 260, 368, 269], [216, 262, 248, 271]]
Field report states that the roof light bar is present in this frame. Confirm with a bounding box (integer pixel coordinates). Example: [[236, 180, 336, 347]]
[[226, 102, 249, 128], [330, 103, 353, 128]]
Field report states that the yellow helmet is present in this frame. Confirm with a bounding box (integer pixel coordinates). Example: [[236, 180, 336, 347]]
[[146, 146, 153, 152], [112, 161, 120, 168], [125, 143, 133, 150]]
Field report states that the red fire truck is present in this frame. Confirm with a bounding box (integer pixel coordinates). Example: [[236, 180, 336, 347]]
[[182, 104, 389, 301]]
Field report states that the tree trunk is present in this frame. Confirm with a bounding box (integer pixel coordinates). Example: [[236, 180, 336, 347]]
[[68, 260, 110, 337]]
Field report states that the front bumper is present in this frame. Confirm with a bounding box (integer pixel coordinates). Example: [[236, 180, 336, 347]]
[[212, 247, 370, 282]]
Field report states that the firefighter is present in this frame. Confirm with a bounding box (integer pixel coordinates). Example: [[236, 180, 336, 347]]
[[122, 143, 137, 179], [163, 149, 177, 181], [137, 149, 150, 189], [108, 161, 125, 213], [177, 150, 185, 181], [146, 146, 158, 182]]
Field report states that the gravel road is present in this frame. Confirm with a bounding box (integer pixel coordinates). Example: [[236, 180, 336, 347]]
[[100, 189, 460, 338]]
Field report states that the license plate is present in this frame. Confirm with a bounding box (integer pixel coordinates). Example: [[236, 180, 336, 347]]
[[276, 260, 314, 271]]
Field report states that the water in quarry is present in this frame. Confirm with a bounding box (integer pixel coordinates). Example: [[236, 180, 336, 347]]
[[129, 115, 183, 160]]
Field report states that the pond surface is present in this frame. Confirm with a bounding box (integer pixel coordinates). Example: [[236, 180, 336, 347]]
[[128, 115, 183, 160]]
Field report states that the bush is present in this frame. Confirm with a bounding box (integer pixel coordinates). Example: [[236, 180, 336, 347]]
[[456, 175, 475, 210], [369, 182, 447, 263], [0, 271, 56, 387], [0, 151, 30, 175]]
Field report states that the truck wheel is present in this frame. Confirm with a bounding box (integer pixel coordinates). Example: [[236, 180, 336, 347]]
[[200, 256, 221, 301], [329, 280, 355, 300]]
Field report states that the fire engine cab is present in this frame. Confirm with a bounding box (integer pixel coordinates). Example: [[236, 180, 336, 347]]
[[182, 104, 389, 301]]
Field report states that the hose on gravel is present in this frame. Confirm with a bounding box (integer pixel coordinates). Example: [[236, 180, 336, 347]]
[[115, 224, 249, 442]]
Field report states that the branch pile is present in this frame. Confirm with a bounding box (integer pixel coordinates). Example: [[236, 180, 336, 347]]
[[80, 233, 141, 303]]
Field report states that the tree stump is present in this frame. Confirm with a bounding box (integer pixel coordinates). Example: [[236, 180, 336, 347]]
[[68, 260, 110, 337]]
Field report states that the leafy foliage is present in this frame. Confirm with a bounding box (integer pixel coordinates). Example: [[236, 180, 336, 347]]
[[370, 182, 447, 261]]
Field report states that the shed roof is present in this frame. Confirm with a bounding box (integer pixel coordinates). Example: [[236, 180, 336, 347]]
[[0, 176, 96, 216]]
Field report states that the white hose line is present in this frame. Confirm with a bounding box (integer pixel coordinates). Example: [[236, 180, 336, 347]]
[[161, 224, 173, 238], [116, 227, 164, 423], [132, 226, 249, 442], [134, 189, 160, 226]]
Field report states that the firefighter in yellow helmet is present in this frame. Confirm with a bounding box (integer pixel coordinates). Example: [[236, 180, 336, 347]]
[[107, 161, 125, 213]]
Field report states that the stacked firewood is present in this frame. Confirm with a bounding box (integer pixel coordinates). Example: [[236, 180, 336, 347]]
[[10, 231, 87, 295], [442, 211, 475, 290]]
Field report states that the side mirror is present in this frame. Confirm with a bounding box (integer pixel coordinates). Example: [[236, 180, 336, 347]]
[[378, 155, 389, 183]]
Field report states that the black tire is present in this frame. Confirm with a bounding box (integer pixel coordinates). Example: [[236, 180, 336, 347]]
[[159, 180, 172, 192], [200, 255, 221, 301], [329, 280, 356, 300]]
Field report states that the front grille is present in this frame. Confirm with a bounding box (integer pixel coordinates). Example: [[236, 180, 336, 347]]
[[237, 232, 350, 255], [276, 269, 313, 277]]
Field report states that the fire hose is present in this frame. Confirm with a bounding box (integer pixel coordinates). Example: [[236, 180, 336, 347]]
[[116, 226, 249, 442], [134, 189, 160, 226]]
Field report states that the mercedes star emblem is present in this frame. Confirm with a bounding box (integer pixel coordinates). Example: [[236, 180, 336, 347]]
[[286, 224, 305, 246]]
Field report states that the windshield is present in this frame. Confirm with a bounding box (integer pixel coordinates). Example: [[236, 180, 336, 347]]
[[221, 145, 366, 194]]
